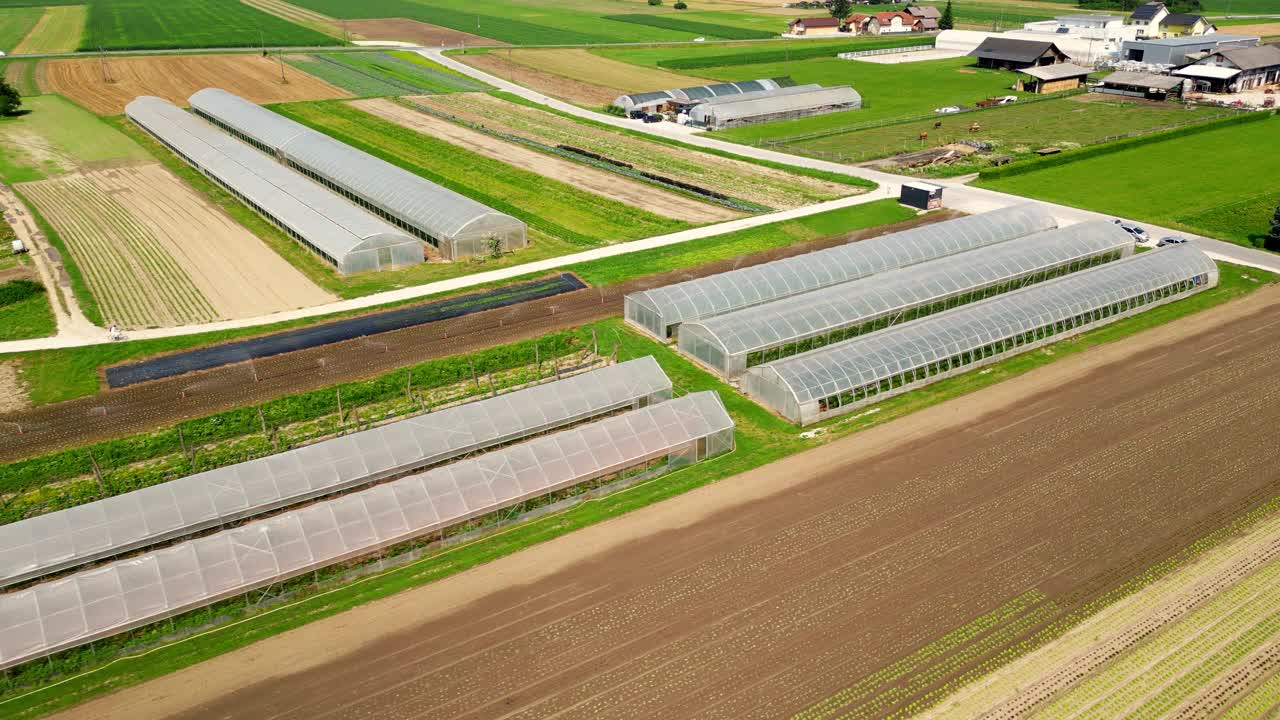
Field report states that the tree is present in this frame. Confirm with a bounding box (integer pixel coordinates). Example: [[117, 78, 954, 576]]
[[1267, 198, 1280, 251], [828, 0, 853, 20], [674, 0, 687, 8], [939, 0, 954, 30], [0, 78, 20, 117]]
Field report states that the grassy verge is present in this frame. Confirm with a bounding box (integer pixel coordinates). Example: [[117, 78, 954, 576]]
[[0, 260, 1272, 719], [0, 279, 55, 340]]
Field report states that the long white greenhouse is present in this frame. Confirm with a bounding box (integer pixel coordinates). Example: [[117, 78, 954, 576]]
[[0, 391, 734, 670], [688, 85, 863, 130], [744, 245, 1218, 425], [678, 220, 1134, 378], [624, 204, 1057, 339], [0, 358, 671, 589], [126, 96, 424, 274], [188, 88, 527, 260]]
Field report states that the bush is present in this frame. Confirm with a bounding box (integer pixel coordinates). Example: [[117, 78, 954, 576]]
[[674, 1, 687, 8], [602, 103, 627, 116], [648, 0, 661, 5], [0, 279, 44, 308]]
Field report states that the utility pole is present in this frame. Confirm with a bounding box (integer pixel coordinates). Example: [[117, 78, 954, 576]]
[[278, 51, 288, 84]]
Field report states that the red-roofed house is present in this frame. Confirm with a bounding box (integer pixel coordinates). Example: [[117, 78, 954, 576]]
[[848, 11, 922, 35], [787, 16, 844, 36]]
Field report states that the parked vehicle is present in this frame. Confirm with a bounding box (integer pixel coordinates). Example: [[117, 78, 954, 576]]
[[643, 113, 664, 123], [1112, 219, 1149, 242], [628, 110, 647, 120], [1157, 236, 1188, 247], [935, 105, 962, 114]]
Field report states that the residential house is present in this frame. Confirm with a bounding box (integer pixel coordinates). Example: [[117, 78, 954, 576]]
[[905, 5, 941, 21], [1174, 43, 1280, 92], [1160, 13, 1214, 37], [1126, 2, 1169, 39], [968, 38, 1071, 70], [849, 11, 922, 35], [787, 16, 843, 37]]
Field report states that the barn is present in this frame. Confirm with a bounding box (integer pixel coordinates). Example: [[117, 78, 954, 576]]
[[969, 38, 1071, 70]]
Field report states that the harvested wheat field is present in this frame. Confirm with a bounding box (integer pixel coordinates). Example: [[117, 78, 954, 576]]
[[18, 164, 332, 328], [416, 92, 857, 208], [345, 17, 504, 46], [458, 52, 626, 106], [354, 98, 741, 223], [240, 0, 345, 38], [500, 48, 707, 94], [1219, 22, 1280, 39], [38, 54, 350, 115]]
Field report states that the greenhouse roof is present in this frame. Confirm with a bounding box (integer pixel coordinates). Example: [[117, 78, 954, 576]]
[[0, 391, 732, 670], [626, 204, 1058, 333], [0, 358, 671, 589], [188, 88, 525, 244], [749, 245, 1217, 405], [691, 85, 861, 123], [126, 96, 416, 269], [681, 221, 1133, 357]]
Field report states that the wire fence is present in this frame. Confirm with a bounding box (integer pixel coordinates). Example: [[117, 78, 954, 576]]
[[837, 44, 934, 59]]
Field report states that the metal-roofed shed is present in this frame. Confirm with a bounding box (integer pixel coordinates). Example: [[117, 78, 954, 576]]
[[611, 78, 788, 112], [744, 246, 1218, 425], [688, 85, 861, 130], [0, 391, 734, 671], [624, 204, 1058, 339], [188, 88, 527, 260]]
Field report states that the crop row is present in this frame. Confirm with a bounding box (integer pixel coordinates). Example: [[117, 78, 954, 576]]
[[79, 0, 339, 51], [600, 14, 773, 41]]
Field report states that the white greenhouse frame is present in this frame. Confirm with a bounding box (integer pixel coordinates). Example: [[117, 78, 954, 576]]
[[743, 246, 1218, 425], [0, 392, 734, 670], [624, 204, 1058, 339], [678, 221, 1134, 378], [188, 88, 527, 261]]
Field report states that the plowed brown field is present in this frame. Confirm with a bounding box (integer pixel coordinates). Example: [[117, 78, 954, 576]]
[[52, 283, 1280, 720], [39, 54, 350, 115], [345, 17, 504, 46]]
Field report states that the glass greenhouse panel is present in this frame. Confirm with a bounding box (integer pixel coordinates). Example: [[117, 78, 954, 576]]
[[0, 358, 672, 589], [0, 391, 733, 671], [744, 246, 1218, 425], [678, 221, 1134, 378], [624, 204, 1058, 339]]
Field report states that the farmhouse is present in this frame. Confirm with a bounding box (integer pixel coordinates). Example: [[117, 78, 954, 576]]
[[1161, 13, 1214, 37], [687, 84, 862, 130], [906, 5, 941, 21], [1122, 34, 1259, 66], [1016, 63, 1092, 94], [1126, 2, 1168, 39], [612, 78, 789, 114], [1098, 71, 1185, 100], [1175, 43, 1280, 93], [969, 38, 1071, 70], [787, 17, 842, 36]]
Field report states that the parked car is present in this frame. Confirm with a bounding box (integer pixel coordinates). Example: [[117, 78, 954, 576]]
[[1112, 219, 1149, 242], [1157, 236, 1189, 247], [643, 113, 664, 123], [628, 110, 647, 120], [935, 105, 962, 114]]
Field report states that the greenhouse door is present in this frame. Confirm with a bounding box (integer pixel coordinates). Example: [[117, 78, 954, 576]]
[[378, 247, 393, 269]]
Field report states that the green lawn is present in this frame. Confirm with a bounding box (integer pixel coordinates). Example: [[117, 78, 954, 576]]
[[978, 115, 1280, 249], [80, 0, 339, 50], [0, 95, 149, 183], [0, 278, 55, 340], [0, 5, 40, 51], [789, 96, 1233, 166], [1, 259, 1273, 720]]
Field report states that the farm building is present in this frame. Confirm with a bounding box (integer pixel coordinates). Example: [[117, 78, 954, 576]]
[[969, 38, 1071, 70], [743, 245, 1218, 425], [1098, 71, 1186, 100], [847, 12, 924, 35], [1016, 63, 1092, 93], [624, 204, 1058, 339], [188, 88, 526, 260], [0, 357, 672, 588], [1174, 44, 1280, 93], [612, 78, 789, 114], [687, 84, 862, 129], [1126, 2, 1168, 39], [1161, 13, 1214, 37], [0, 389, 734, 671], [125, 96, 423, 275], [678, 221, 1134, 379], [787, 17, 842, 36], [1121, 35, 1258, 67]]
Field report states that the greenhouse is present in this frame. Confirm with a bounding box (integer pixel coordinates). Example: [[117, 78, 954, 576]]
[[612, 78, 786, 113], [188, 88, 527, 260], [0, 358, 671, 589], [126, 96, 423, 274], [678, 221, 1133, 378], [625, 204, 1058, 339], [744, 245, 1218, 425], [688, 85, 863, 130], [0, 391, 734, 670]]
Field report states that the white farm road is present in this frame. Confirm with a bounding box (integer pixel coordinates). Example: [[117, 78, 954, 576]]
[[2, 47, 1276, 355]]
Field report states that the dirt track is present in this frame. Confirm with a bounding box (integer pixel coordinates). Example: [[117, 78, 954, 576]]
[[353, 99, 741, 224], [54, 281, 1280, 720], [0, 213, 953, 461]]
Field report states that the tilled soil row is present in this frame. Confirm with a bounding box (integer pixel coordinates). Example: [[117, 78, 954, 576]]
[[0, 212, 953, 462]]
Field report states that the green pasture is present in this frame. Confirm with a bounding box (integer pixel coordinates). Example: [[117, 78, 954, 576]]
[[978, 115, 1280, 249], [0, 5, 40, 50], [80, 0, 338, 50], [0, 95, 148, 183], [0, 278, 55, 340]]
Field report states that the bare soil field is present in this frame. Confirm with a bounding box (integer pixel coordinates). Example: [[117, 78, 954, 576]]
[[353, 98, 741, 224], [38, 54, 350, 115], [0, 362, 28, 413], [17, 164, 331, 328], [458, 52, 628, 107], [239, 0, 344, 38], [0, 212, 951, 461], [500, 48, 708, 94], [52, 284, 1280, 720], [345, 17, 504, 47], [417, 92, 856, 209], [1218, 22, 1280, 38]]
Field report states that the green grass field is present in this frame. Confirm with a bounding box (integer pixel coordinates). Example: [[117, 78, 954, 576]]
[[0, 5, 40, 51], [978, 115, 1280, 248], [1, 259, 1273, 719], [0, 94, 149, 183], [0, 278, 55, 340], [80, 0, 339, 50], [11, 4, 86, 54], [789, 96, 1233, 166], [285, 52, 487, 97]]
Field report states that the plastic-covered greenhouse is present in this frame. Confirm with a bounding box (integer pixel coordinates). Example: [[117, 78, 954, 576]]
[[679, 221, 1133, 378], [688, 85, 862, 130], [625, 204, 1058, 339], [0, 358, 671, 589], [612, 78, 785, 112], [188, 88, 527, 260], [126, 97, 424, 274], [744, 245, 1218, 425], [0, 391, 733, 670]]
